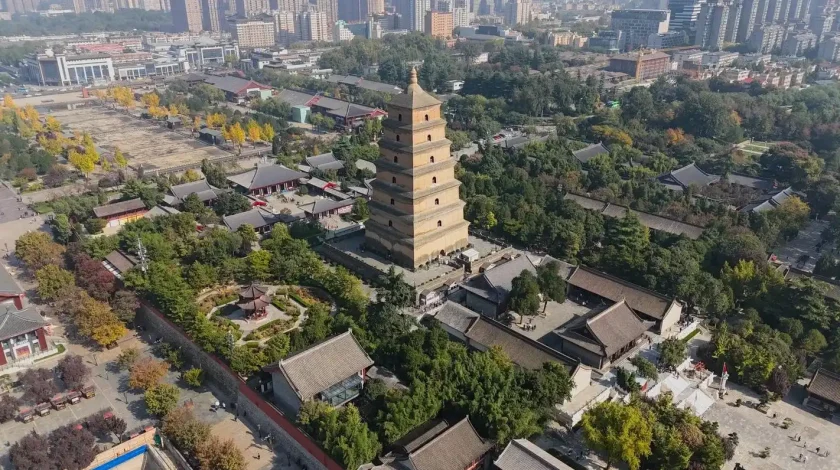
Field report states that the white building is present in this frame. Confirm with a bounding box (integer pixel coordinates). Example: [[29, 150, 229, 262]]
[[22, 50, 115, 86], [232, 17, 276, 49], [505, 0, 531, 26], [453, 7, 470, 27], [298, 10, 330, 42], [333, 20, 355, 42], [610, 9, 670, 50], [274, 11, 298, 47]]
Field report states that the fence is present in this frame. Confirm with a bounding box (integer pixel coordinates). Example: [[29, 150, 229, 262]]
[[137, 303, 343, 470]]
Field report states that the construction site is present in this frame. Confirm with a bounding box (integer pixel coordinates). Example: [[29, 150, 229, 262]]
[[48, 105, 233, 174]]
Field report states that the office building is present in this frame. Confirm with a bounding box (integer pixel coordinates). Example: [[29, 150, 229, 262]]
[[171, 0, 203, 33], [274, 11, 297, 46], [724, 0, 742, 42], [453, 7, 469, 27], [781, 31, 816, 55], [314, 0, 337, 26], [298, 10, 330, 41], [588, 30, 624, 51], [367, 18, 384, 38], [425, 10, 454, 37], [669, 0, 704, 33], [235, 0, 268, 16], [233, 17, 276, 47], [749, 25, 787, 53], [648, 30, 689, 47], [607, 51, 671, 80], [505, 0, 531, 26], [202, 0, 223, 32], [696, 2, 729, 50], [338, 0, 368, 22], [366, 68, 470, 269], [334, 20, 355, 41], [22, 51, 115, 86], [736, 0, 757, 42], [396, 0, 431, 31], [368, 0, 384, 14], [610, 9, 670, 50], [702, 50, 740, 66]]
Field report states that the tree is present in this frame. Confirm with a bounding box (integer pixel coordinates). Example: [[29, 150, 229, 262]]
[[617, 367, 641, 393], [196, 435, 245, 470], [630, 356, 659, 380], [202, 159, 228, 189], [145, 383, 180, 417], [19, 368, 58, 404], [36, 265, 75, 302], [183, 367, 203, 387], [9, 431, 52, 470], [16, 231, 65, 271], [509, 270, 540, 322], [658, 338, 686, 371], [72, 292, 126, 348], [68, 149, 95, 178], [298, 402, 381, 469], [766, 366, 791, 397], [376, 266, 413, 309], [57, 355, 90, 390], [800, 329, 827, 356], [162, 406, 211, 455], [351, 198, 370, 221], [72, 252, 116, 300], [246, 119, 261, 145], [111, 290, 140, 324], [536, 261, 566, 312], [226, 122, 246, 154], [49, 424, 96, 470], [581, 401, 653, 470], [50, 213, 73, 244], [229, 344, 267, 376], [113, 147, 127, 169], [264, 333, 291, 363], [213, 192, 252, 216], [116, 347, 140, 370], [261, 122, 275, 143], [0, 394, 20, 423], [129, 357, 169, 390]]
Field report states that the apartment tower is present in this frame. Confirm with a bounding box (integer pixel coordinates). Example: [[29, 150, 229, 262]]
[[171, 0, 203, 32], [366, 68, 469, 269]]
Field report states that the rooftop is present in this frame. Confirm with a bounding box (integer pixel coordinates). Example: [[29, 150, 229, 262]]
[[301, 198, 355, 216], [222, 208, 279, 231], [92, 198, 147, 218], [495, 439, 575, 470], [227, 164, 307, 191], [0, 305, 47, 341], [166, 179, 221, 204], [304, 152, 344, 171], [658, 163, 720, 189], [265, 330, 373, 400], [404, 417, 492, 470], [556, 300, 653, 357], [0, 263, 23, 296], [807, 368, 840, 405], [567, 266, 677, 321], [572, 142, 609, 164], [388, 68, 441, 110]]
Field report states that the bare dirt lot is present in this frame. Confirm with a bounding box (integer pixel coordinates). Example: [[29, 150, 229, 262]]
[[48, 106, 232, 172]]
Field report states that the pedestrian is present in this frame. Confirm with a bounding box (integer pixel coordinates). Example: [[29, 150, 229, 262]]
[[797, 435, 801, 442], [234, 414, 238, 422], [257, 453, 261, 460], [817, 447, 821, 455], [799, 453, 803, 462]]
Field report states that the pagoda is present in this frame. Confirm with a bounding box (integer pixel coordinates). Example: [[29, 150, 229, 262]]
[[237, 283, 270, 319], [365, 68, 470, 269]]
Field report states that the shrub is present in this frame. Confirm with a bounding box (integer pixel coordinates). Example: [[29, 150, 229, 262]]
[[183, 368, 203, 388], [116, 347, 140, 370], [242, 318, 295, 341]]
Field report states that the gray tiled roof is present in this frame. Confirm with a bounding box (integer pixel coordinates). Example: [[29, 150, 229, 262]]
[[227, 164, 306, 191], [168, 180, 220, 203], [302, 198, 354, 215], [144, 205, 182, 219], [0, 264, 23, 296], [203, 75, 269, 95], [724, 173, 776, 191], [557, 300, 652, 357], [271, 330, 373, 400], [408, 417, 492, 470], [567, 266, 677, 321], [481, 255, 537, 303], [103, 250, 138, 276], [572, 142, 609, 164], [464, 316, 577, 370], [495, 439, 574, 470], [808, 368, 840, 405], [222, 208, 276, 231], [739, 187, 794, 213], [305, 152, 344, 171], [0, 305, 47, 341], [277, 89, 315, 107], [434, 301, 479, 334], [93, 198, 146, 218], [660, 163, 720, 188]]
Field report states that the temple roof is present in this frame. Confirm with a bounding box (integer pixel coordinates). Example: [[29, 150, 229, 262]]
[[388, 67, 441, 110], [237, 295, 270, 311], [239, 283, 269, 300]]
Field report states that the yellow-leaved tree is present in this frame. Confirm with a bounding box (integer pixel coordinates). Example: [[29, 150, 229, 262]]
[[246, 120, 261, 145], [141, 93, 160, 108], [114, 147, 128, 169], [261, 122, 275, 143], [3, 94, 16, 108], [45, 116, 61, 132], [227, 122, 246, 154], [69, 149, 95, 178]]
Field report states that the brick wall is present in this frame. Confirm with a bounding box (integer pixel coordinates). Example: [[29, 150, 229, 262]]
[[136, 303, 342, 470]]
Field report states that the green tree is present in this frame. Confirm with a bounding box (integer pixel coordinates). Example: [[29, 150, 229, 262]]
[[536, 260, 566, 312], [183, 368, 203, 387], [16, 231, 65, 271], [630, 356, 659, 380], [35, 265, 75, 302], [580, 401, 653, 470], [263, 333, 290, 363], [351, 198, 370, 221], [376, 267, 413, 309], [658, 338, 686, 371], [162, 406, 211, 455], [196, 435, 245, 470], [647, 425, 691, 470], [298, 402, 381, 469], [509, 269, 541, 322], [50, 213, 73, 244], [144, 383, 180, 417]]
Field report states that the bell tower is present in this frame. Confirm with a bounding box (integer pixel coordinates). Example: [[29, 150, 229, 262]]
[[364, 68, 470, 269]]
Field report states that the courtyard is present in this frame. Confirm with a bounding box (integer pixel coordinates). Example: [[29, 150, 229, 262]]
[[47, 106, 232, 173]]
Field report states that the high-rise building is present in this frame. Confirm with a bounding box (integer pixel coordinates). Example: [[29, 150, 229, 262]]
[[607, 50, 671, 79], [610, 9, 670, 50], [453, 6, 469, 26], [73, 0, 86, 12], [696, 2, 729, 50], [366, 68, 470, 269], [275, 0, 306, 11], [172, 0, 204, 32], [275, 11, 297, 45], [396, 0, 431, 31], [425, 10, 454, 37], [786, 0, 806, 22], [233, 17, 276, 47], [298, 10, 330, 41], [764, 0, 783, 23], [668, 0, 704, 34], [781, 31, 816, 54], [810, 13, 835, 39], [818, 35, 840, 60], [749, 24, 787, 52], [202, 0, 223, 32], [334, 20, 355, 41], [505, 0, 530, 26], [724, 0, 742, 42], [367, 0, 384, 15], [736, 0, 759, 42], [338, 0, 368, 22], [314, 0, 337, 26], [235, 0, 268, 17]]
